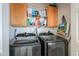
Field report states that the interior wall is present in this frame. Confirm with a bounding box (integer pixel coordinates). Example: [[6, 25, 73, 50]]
[[28, 3, 48, 10], [57, 3, 71, 24], [10, 27, 57, 40], [2, 3, 9, 56], [57, 3, 71, 55], [0, 3, 2, 55]]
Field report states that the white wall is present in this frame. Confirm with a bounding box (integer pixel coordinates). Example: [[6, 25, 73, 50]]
[[57, 3, 71, 55], [0, 4, 2, 56], [28, 3, 48, 10], [57, 3, 71, 24], [10, 27, 57, 40], [2, 3, 9, 56]]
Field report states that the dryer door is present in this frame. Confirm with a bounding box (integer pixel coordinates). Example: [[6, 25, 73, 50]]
[[47, 42, 65, 56], [47, 42, 57, 56]]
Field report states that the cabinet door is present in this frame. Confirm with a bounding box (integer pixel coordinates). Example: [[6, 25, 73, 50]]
[[47, 6, 58, 28], [10, 3, 28, 27]]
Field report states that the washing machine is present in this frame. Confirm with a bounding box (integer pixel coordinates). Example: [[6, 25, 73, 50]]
[[39, 32, 68, 56], [10, 33, 41, 56]]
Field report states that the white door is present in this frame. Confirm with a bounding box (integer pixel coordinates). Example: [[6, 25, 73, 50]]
[[71, 3, 79, 56]]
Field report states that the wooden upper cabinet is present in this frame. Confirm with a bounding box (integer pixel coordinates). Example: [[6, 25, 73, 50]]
[[47, 6, 58, 28], [10, 3, 28, 27]]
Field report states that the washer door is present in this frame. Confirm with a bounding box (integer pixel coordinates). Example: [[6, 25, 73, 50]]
[[32, 45, 41, 56], [14, 46, 28, 56], [10, 46, 29, 56]]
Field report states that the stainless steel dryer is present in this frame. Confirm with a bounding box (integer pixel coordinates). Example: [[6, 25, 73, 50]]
[[39, 32, 68, 56]]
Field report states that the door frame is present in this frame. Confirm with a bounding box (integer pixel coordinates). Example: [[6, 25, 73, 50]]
[[71, 3, 79, 56]]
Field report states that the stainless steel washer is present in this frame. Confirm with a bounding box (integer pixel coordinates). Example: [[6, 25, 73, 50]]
[[10, 33, 41, 56], [10, 39, 41, 56]]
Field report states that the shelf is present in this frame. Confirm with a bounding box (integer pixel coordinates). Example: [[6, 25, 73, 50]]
[[28, 14, 47, 18]]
